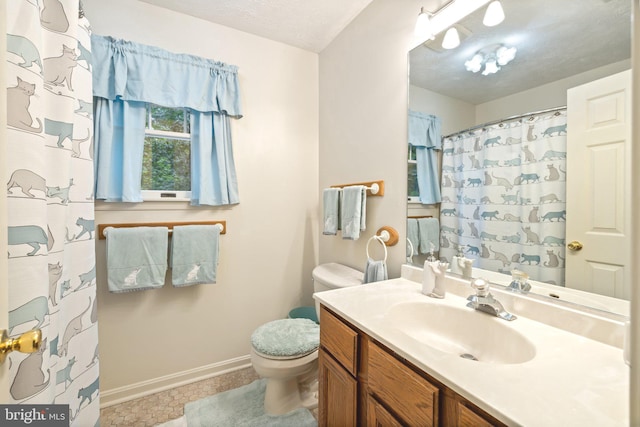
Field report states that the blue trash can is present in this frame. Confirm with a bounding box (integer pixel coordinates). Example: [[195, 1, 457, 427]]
[[288, 306, 318, 324]]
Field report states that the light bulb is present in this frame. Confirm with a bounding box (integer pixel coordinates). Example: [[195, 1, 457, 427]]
[[464, 54, 483, 73], [415, 8, 434, 41], [483, 1, 505, 27], [496, 46, 517, 65], [442, 27, 460, 49], [482, 59, 500, 75]]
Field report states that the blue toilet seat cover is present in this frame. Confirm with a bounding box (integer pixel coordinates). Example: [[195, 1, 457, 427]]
[[251, 319, 320, 358]]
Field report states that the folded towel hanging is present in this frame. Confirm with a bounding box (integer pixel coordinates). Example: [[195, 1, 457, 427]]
[[363, 258, 388, 284], [322, 188, 341, 235], [407, 218, 420, 257], [170, 225, 220, 287], [364, 235, 388, 283], [106, 226, 168, 293], [341, 185, 366, 240], [418, 217, 440, 253]]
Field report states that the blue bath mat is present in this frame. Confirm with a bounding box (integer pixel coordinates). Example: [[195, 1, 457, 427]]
[[184, 379, 317, 427]]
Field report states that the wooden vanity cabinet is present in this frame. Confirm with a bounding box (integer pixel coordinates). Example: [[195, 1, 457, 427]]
[[318, 305, 506, 427]]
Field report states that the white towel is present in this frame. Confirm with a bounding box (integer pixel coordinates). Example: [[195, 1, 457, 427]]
[[322, 188, 340, 235], [106, 227, 168, 293], [363, 258, 388, 284], [341, 185, 366, 240], [418, 217, 440, 254], [170, 225, 220, 287]]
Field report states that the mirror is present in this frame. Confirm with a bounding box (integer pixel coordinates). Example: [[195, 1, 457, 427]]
[[407, 0, 631, 316]]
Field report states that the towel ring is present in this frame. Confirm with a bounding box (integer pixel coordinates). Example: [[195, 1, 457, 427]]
[[406, 238, 415, 260], [366, 235, 388, 262]]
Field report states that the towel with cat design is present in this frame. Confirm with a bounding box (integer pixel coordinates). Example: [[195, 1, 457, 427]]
[[106, 226, 168, 293], [170, 225, 220, 287]]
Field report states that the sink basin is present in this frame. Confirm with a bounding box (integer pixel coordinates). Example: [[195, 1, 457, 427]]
[[385, 301, 536, 364]]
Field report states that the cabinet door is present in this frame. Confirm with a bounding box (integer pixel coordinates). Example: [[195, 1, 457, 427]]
[[366, 395, 404, 427], [318, 348, 357, 427], [457, 402, 495, 427]]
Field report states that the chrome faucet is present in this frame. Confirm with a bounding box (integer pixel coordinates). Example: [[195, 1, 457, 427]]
[[508, 269, 531, 293], [466, 278, 517, 321]]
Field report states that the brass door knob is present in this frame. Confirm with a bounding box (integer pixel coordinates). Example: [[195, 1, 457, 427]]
[[0, 329, 42, 365], [567, 241, 583, 251]]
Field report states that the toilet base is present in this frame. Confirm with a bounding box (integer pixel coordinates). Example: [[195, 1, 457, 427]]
[[251, 348, 319, 415], [264, 377, 318, 415]]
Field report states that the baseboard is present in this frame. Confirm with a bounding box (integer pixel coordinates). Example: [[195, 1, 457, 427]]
[[100, 355, 252, 408]]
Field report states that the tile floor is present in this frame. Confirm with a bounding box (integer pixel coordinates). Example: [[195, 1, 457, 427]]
[[100, 367, 260, 427]]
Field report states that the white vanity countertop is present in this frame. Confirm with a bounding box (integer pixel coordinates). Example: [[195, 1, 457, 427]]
[[314, 277, 629, 427]]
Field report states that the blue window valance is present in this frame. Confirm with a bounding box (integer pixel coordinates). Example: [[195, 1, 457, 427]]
[[91, 34, 242, 117], [92, 34, 242, 206]]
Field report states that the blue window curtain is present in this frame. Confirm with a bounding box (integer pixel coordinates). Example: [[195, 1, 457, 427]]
[[91, 34, 242, 205], [408, 111, 442, 204]]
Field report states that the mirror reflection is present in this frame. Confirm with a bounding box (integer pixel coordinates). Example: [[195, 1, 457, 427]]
[[407, 0, 631, 314]]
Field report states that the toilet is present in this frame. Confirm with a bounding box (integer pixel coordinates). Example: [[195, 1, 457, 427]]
[[250, 263, 364, 415]]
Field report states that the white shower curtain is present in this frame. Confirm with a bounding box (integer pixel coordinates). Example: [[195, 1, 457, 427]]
[[440, 109, 567, 286], [6, 1, 99, 424]]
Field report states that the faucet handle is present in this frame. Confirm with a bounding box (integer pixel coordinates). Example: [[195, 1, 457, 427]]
[[470, 278, 490, 296]]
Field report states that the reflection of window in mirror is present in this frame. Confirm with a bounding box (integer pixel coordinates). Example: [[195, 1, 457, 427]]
[[407, 144, 420, 203]]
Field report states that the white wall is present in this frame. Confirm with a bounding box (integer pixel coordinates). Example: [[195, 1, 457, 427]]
[[84, 0, 319, 404], [319, 0, 418, 277], [476, 60, 631, 124]]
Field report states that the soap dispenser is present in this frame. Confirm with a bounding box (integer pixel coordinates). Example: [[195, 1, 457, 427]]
[[449, 247, 464, 275], [459, 257, 474, 278], [423, 259, 449, 298]]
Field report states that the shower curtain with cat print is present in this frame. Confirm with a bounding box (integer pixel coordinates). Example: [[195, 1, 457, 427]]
[[439, 109, 567, 287], [6, 1, 99, 424]]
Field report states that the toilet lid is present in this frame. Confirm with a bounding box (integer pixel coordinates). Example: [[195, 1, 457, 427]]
[[251, 319, 320, 359]]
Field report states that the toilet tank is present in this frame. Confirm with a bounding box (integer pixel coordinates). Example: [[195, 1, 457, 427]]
[[313, 263, 363, 318], [312, 263, 363, 293]]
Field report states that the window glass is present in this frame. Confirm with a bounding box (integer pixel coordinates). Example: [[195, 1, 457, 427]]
[[408, 145, 419, 201], [142, 105, 191, 196]]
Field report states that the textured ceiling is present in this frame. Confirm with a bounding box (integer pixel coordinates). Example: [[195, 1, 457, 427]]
[[138, 0, 374, 52], [409, 0, 631, 105]]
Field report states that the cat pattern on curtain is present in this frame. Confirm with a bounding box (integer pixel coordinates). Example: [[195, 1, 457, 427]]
[[6, 0, 99, 425], [440, 110, 567, 286]]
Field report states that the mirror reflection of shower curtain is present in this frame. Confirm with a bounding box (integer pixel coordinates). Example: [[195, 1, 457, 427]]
[[439, 109, 567, 286]]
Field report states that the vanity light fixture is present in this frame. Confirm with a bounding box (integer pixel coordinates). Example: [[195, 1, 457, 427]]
[[464, 44, 517, 75], [415, 0, 457, 42], [483, 1, 505, 27], [441, 27, 461, 49], [415, 7, 435, 40]]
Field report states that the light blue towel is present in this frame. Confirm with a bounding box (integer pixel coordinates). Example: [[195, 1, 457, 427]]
[[170, 225, 220, 287], [407, 218, 419, 257], [341, 185, 366, 240], [106, 227, 168, 293], [418, 217, 440, 254], [363, 258, 388, 284], [322, 188, 340, 235]]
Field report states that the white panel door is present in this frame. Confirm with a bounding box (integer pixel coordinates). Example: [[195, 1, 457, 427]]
[[565, 70, 632, 300]]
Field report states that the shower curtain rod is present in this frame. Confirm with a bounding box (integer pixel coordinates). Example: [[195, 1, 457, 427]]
[[442, 105, 567, 139]]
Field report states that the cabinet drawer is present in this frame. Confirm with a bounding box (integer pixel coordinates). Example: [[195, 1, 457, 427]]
[[368, 341, 439, 427], [320, 306, 358, 376]]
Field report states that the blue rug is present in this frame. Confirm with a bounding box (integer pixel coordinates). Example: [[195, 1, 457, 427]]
[[184, 379, 317, 427]]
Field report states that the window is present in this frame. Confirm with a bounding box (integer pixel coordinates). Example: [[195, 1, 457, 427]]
[[141, 105, 191, 201], [407, 144, 420, 203]]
